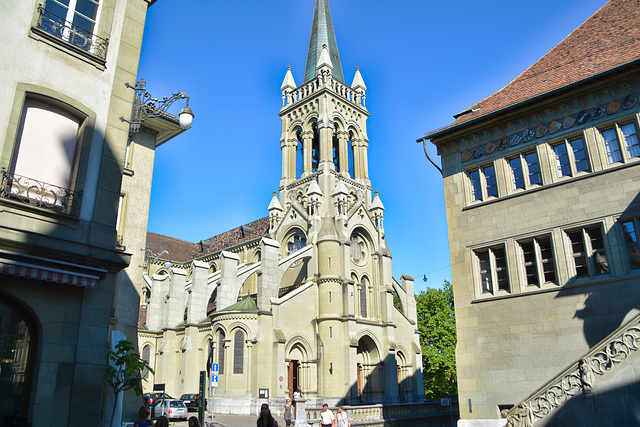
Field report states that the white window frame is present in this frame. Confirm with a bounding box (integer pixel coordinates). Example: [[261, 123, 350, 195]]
[[474, 245, 510, 296], [565, 225, 610, 279], [518, 236, 557, 288], [508, 151, 541, 191], [467, 163, 497, 203], [600, 120, 640, 165], [552, 135, 590, 178]]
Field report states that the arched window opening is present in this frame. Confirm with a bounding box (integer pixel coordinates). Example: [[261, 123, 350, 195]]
[[312, 124, 319, 172], [0, 295, 36, 420], [217, 331, 225, 375], [207, 288, 217, 317], [233, 330, 244, 374], [296, 130, 303, 179], [287, 234, 307, 256], [142, 345, 151, 380], [348, 131, 355, 178], [332, 127, 340, 171], [360, 276, 368, 317]]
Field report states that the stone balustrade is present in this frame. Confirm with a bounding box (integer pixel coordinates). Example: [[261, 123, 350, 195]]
[[282, 74, 366, 109]]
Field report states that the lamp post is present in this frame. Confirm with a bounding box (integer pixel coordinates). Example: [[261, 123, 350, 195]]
[[120, 78, 194, 133]]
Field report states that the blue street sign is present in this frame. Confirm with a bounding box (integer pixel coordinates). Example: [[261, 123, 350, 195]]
[[211, 375, 219, 387], [212, 363, 219, 374]]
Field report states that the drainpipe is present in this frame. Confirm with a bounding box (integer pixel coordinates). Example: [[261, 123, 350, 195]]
[[415, 137, 443, 176]]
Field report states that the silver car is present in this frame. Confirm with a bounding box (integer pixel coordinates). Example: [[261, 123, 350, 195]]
[[150, 399, 188, 420]]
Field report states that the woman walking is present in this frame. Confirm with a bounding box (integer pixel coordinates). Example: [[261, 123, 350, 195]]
[[282, 398, 294, 426], [336, 407, 350, 427]]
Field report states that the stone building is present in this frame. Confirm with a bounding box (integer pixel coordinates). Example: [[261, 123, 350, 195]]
[[0, 0, 189, 426], [139, 0, 424, 415], [422, 0, 640, 425]]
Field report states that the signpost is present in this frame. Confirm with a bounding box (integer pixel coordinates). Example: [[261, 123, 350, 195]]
[[209, 363, 219, 421]]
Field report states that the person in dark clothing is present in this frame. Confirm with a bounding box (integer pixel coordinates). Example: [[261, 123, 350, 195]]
[[257, 403, 278, 427]]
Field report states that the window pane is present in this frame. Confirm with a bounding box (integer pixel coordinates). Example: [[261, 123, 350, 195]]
[[493, 247, 509, 291], [621, 123, 640, 159], [568, 231, 589, 277], [484, 165, 497, 197], [602, 129, 622, 163], [218, 333, 225, 375], [587, 227, 608, 275], [477, 251, 492, 294], [469, 170, 482, 201], [622, 221, 640, 268], [570, 138, 590, 172], [524, 152, 541, 185], [360, 278, 368, 317], [44, 1, 69, 19], [520, 241, 538, 286], [233, 330, 244, 374], [538, 237, 556, 283], [75, 0, 99, 20], [553, 144, 571, 177], [510, 157, 524, 189]]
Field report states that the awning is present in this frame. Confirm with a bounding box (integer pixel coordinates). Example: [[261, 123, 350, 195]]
[[0, 258, 103, 289]]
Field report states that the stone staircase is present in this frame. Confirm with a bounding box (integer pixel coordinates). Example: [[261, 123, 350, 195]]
[[503, 312, 640, 426]]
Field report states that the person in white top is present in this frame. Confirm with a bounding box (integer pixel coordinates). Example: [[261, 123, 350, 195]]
[[336, 407, 350, 427], [319, 403, 335, 427]]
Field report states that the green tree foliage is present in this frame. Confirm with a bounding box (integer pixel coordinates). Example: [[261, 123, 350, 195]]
[[416, 280, 457, 399], [106, 339, 153, 427]]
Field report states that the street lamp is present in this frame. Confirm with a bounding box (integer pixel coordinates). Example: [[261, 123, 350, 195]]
[[120, 78, 194, 133]]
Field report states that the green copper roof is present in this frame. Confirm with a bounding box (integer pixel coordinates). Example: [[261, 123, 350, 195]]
[[216, 297, 258, 314], [303, 0, 345, 84]]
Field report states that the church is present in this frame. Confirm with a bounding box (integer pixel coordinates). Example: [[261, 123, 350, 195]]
[[138, 0, 424, 414]]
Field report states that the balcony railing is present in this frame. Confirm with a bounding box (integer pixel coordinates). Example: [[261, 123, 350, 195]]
[[0, 169, 82, 217], [35, 5, 109, 61]]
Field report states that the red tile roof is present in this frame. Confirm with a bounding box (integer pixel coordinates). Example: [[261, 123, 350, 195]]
[[445, 0, 640, 129], [145, 217, 271, 263]]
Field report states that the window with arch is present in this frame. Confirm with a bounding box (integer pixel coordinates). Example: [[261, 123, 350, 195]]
[[217, 331, 225, 375], [233, 330, 244, 374], [312, 125, 319, 172], [360, 276, 369, 317], [350, 231, 369, 266], [287, 233, 307, 256], [142, 345, 151, 380], [348, 131, 355, 178], [332, 127, 340, 171], [296, 130, 303, 179]]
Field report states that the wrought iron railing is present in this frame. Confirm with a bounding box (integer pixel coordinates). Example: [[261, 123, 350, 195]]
[[0, 169, 82, 217], [35, 5, 109, 61], [503, 312, 640, 426]]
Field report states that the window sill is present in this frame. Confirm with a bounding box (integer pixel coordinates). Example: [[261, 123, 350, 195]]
[[463, 160, 640, 211], [29, 27, 107, 71], [471, 272, 639, 304]]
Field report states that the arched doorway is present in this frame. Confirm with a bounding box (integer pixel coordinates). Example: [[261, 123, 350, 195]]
[[356, 335, 381, 403], [0, 294, 37, 422]]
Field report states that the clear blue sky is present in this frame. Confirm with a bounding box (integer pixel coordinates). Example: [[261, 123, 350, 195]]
[[138, 0, 607, 294]]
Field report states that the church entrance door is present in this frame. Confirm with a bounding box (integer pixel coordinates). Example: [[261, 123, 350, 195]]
[[288, 360, 299, 399]]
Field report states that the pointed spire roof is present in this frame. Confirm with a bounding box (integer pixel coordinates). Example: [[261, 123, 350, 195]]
[[370, 190, 385, 211], [281, 66, 297, 91], [268, 191, 283, 211], [303, 0, 345, 84], [351, 66, 367, 91]]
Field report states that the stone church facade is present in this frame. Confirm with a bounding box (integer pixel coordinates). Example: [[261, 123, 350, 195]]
[[139, 0, 424, 414]]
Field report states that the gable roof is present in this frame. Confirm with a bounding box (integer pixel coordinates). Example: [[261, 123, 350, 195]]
[[429, 0, 640, 136], [146, 217, 271, 263]]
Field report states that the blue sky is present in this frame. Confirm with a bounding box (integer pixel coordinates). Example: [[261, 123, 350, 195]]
[[138, 0, 607, 294]]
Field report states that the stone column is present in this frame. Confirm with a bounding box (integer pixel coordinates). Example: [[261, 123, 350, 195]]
[[188, 260, 209, 323], [401, 275, 417, 324], [256, 238, 281, 311], [362, 139, 370, 181], [218, 251, 239, 311], [302, 132, 314, 176], [318, 121, 334, 170], [146, 275, 169, 330], [337, 132, 348, 174], [167, 267, 187, 326], [293, 398, 310, 427], [352, 139, 362, 179]]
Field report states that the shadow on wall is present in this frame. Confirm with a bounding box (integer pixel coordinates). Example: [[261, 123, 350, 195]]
[[555, 191, 640, 348], [0, 124, 135, 427]]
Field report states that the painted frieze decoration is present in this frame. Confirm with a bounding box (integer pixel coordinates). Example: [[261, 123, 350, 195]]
[[461, 94, 638, 163]]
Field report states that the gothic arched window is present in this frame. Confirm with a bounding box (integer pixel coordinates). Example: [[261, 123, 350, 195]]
[[233, 330, 244, 374], [142, 345, 151, 379], [360, 276, 368, 317], [218, 331, 225, 375]]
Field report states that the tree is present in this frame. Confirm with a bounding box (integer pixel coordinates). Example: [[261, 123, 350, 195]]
[[106, 339, 154, 427], [416, 280, 457, 399]]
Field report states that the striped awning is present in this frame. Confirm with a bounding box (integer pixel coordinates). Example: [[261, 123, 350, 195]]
[[0, 259, 101, 288]]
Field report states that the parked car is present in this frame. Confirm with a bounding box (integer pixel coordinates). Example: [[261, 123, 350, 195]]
[[143, 392, 173, 406], [180, 393, 200, 412], [150, 399, 188, 420]]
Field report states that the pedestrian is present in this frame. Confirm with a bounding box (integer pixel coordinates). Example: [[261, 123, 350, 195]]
[[336, 407, 350, 427], [155, 416, 169, 427], [319, 403, 335, 427], [293, 388, 301, 400], [257, 403, 278, 427], [188, 416, 202, 427], [282, 398, 294, 426], [134, 406, 154, 427]]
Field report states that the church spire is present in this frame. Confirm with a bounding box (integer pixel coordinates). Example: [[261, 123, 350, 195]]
[[303, 0, 345, 84]]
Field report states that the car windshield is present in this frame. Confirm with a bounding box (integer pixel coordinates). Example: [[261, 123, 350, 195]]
[[170, 401, 186, 408], [151, 400, 163, 407], [181, 394, 196, 399]]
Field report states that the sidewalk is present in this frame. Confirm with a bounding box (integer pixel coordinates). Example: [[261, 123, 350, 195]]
[[204, 413, 290, 427]]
